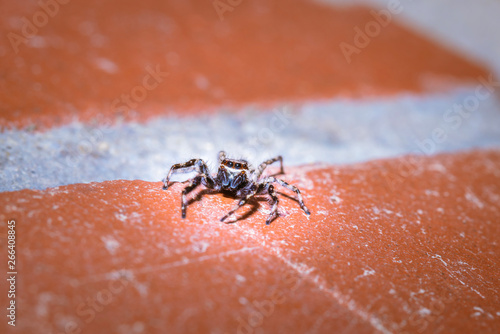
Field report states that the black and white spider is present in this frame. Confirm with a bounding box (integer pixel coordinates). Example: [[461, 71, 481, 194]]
[[162, 151, 311, 225]]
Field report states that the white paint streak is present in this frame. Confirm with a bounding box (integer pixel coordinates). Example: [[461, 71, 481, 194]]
[[430, 252, 487, 300], [431, 254, 448, 267], [94, 57, 119, 73], [101, 235, 121, 255], [465, 189, 484, 209], [80, 246, 258, 284], [261, 250, 391, 334], [418, 307, 431, 316], [355, 268, 376, 281]]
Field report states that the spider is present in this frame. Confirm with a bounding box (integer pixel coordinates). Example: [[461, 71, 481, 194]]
[[162, 151, 311, 225]]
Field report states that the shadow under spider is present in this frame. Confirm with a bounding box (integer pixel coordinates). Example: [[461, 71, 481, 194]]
[[186, 188, 272, 223]]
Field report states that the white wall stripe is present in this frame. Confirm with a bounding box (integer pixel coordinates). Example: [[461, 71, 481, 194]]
[[2, 88, 500, 191]]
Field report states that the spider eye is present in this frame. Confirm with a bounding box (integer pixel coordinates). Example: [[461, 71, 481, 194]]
[[227, 161, 233, 167], [235, 163, 241, 168]]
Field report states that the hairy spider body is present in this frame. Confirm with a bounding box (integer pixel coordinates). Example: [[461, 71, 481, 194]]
[[162, 151, 311, 225]]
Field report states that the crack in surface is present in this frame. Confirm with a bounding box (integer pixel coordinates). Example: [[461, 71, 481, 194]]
[[76, 246, 259, 285], [233, 225, 393, 334]]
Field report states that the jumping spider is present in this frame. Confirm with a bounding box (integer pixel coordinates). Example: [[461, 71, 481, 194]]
[[162, 151, 311, 225]]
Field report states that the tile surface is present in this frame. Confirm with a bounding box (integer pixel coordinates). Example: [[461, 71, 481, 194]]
[[0, 0, 490, 129], [1, 150, 499, 333], [1, 1, 499, 333]]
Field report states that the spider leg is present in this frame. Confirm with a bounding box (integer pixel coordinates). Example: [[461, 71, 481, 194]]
[[180, 173, 215, 218], [181, 176, 202, 218], [262, 176, 311, 215], [266, 184, 279, 225], [220, 189, 258, 222], [252, 155, 284, 181], [162, 158, 212, 190], [218, 150, 227, 162]]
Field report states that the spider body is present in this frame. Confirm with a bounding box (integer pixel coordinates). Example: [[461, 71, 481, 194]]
[[162, 151, 311, 225], [217, 159, 250, 192]]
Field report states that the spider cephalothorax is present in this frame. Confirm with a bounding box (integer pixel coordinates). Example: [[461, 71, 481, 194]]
[[162, 151, 311, 225], [217, 158, 250, 191]]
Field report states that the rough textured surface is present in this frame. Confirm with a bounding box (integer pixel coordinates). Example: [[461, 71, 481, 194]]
[[324, 0, 500, 77], [2, 0, 500, 333], [0, 0, 490, 129], [1, 150, 499, 334]]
